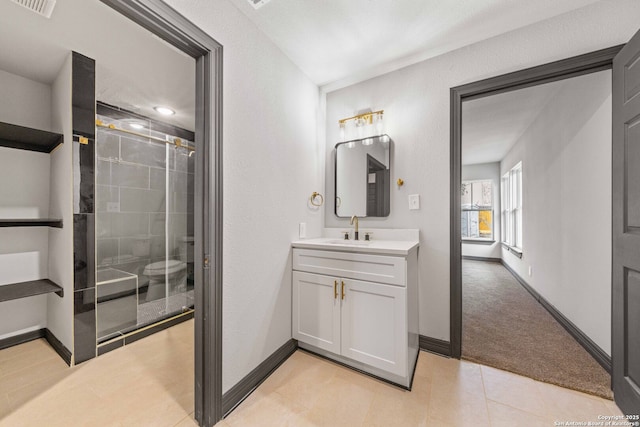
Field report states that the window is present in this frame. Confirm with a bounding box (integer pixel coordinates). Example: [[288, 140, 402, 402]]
[[502, 162, 522, 252], [461, 180, 493, 241]]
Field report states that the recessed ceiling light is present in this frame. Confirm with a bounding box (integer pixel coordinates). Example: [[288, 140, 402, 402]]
[[154, 106, 175, 116]]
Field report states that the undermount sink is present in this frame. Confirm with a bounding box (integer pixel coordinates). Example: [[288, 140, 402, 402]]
[[325, 239, 371, 246]]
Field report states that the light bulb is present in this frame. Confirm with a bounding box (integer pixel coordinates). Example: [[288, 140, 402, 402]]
[[356, 118, 364, 139], [376, 113, 384, 135], [339, 122, 346, 142]]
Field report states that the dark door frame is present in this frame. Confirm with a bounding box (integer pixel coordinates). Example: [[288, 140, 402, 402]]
[[450, 45, 622, 359], [99, 1, 223, 425]]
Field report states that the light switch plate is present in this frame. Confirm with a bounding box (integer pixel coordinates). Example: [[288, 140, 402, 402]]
[[299, 222, 307, 238], [408, 194, 420, 210]]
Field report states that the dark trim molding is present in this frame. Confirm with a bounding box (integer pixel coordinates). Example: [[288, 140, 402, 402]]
[[222, 339, 297, 416], [97, 310, 195, 349], [462, 255, 501, 263], [0, 328, 72, 366], [458, 45, 623, 101], [450, 45, 623, 359], [500, 261, 611, 373], [419, 335, 452, 357], [0, 328, 45, 350], [99, 1, 224, 425], [45, 328, 72, 366]]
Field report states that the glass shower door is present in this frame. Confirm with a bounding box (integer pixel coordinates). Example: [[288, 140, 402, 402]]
[[95, 105, 195, 344]]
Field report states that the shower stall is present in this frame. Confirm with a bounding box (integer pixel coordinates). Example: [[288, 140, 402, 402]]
[[94, 103, 195, 345]]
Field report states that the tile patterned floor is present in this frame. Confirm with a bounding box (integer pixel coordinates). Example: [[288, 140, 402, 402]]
[[0, 320, 195, 427], [221, 351, 624, 427], [0, 320, 624, 426]]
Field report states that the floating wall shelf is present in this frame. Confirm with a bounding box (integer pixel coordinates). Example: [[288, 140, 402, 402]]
[[0, 279, 64, 303], [0, 219, 63, 228], [0, 121, 63, 153]]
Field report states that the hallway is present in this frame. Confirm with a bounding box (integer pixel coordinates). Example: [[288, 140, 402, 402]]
[[462, 260, 611, 399]]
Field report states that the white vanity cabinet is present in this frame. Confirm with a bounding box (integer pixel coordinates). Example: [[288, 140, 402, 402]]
[[292, 243, 418, 388]]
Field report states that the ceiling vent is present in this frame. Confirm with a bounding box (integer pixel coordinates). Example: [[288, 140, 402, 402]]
[[247, 0, 271, 10], [11, 0, 57, 18]]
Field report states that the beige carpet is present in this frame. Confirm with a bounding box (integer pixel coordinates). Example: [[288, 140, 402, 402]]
[[462, 260, 613, 399]]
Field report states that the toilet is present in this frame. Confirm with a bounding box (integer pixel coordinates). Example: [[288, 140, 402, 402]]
[[142, 259, 187, 302]]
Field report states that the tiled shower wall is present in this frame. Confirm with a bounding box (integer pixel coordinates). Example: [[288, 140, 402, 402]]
[[95, 105, 194, 294], [71, 53, 196, 362]]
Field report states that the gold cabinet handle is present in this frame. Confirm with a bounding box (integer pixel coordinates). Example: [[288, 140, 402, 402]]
[[341, 281, 345, 300], [334, 280, 338, 299]]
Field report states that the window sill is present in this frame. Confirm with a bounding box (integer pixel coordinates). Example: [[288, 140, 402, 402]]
[[462, 239, 495, 245], [502, 243, 523, 258]]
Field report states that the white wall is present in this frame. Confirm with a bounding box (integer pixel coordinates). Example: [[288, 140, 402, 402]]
[[47, 54, 74, 353], [164, 0, 323, 392], [461, 162, 501, 259], [0, 69, 51, 130], [325, 0, 640, 342], [500, 70, 612, 355], [0, 69, 52, 339]]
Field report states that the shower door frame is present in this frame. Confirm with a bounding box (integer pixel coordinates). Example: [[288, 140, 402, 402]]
[[99, 1, 223, 425]]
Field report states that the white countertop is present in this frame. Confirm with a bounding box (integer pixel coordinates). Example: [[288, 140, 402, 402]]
[[291, 237, 419, 256]]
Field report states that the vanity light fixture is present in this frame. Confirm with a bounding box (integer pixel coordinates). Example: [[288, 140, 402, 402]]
[[375, 112, 384, 135], [154, 106, 175, 116], [338, 110, 384, 141]]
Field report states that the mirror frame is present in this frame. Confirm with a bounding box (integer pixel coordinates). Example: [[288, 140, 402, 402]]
[[334, 135, 392, 218], [99, 1, 223, 425]]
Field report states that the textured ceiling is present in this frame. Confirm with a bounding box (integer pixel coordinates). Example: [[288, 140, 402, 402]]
[[462, 82, 560, 166], [462, 70, 610, 166], [0, 0, 195, 131], [228, 0, 600, 91], [0, 0, 607, 132]]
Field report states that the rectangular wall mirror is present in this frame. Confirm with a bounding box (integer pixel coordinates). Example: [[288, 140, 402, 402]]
[[335, 135, 391, 217]]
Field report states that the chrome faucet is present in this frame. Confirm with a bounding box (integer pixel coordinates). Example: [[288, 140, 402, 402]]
[[350, 215, 359, 240]]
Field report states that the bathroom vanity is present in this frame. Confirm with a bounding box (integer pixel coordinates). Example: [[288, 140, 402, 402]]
[[291, 231, 419, 388]]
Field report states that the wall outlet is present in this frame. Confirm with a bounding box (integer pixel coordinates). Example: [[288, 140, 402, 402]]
[[299, 222, 307, 238], [408, 194, 420, 210], [528, 266, 533, 277], [107, 202, 120, 212]]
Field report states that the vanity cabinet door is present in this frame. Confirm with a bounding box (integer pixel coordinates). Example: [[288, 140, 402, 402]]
[[292, 271, 341, 354], [340, 278, 407, 377]]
